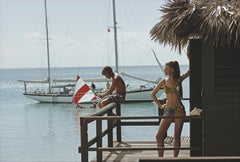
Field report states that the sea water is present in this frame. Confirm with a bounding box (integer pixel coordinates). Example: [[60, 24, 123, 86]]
[[0, 66, 189, 162]]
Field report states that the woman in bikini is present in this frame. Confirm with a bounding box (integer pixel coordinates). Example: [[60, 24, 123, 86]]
[[151, 60, 189, 157]]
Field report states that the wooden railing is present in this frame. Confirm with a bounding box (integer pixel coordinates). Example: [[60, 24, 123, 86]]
[[78, 101, 201, 162], [79, 102, 121, 162]]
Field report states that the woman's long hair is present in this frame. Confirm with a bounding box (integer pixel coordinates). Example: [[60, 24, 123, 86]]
[[166, 61, 183, 97], [166, 61, 180, 81]]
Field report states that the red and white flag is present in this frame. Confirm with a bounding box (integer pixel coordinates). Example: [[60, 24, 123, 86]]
[[72, 75, 97, 104]]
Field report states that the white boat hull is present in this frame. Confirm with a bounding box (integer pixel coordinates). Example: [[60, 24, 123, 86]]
[[24, 93, 73, 103], [23, 88, 163, 103]]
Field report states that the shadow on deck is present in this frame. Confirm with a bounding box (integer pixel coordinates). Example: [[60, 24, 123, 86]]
[[91, 137, 190, 162]]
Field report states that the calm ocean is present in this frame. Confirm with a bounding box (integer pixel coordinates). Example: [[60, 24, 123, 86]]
[[0, 65, 189, 162]]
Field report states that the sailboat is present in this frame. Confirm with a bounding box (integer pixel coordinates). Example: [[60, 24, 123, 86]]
[[19, 0, 163, 103], [18, 0, 76, 103]]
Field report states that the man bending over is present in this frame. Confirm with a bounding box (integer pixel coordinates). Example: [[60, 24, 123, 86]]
[[98, 66, 126, 108]]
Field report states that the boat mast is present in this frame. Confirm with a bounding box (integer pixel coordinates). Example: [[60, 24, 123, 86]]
[[112, 0, 119, 73], [44, 0, 51, 92]]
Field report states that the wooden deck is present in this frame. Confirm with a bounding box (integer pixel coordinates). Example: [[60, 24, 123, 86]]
[[80, 103, 240, 161], [91, 137, 190, 162]]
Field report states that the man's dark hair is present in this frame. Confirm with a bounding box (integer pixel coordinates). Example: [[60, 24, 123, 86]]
[[102, 66, 113, 75]]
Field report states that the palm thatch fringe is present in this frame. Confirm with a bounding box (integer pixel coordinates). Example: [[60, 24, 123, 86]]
[[150, 0, 240, 52]]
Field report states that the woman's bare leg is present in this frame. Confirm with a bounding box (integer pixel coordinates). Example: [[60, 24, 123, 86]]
[[156, 118, 172, 157], [173, 118, 184, 157]]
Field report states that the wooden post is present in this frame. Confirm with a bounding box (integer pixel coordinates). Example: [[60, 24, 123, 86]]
[[80, 117, 88, 162], [116, 103, 122, 142], [96, 119, 102, 161], [189, 39, 203, 156], [107, 110, 113, 147]]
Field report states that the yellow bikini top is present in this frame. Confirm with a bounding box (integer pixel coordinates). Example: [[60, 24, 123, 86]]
[[163, 79, 180, 94]]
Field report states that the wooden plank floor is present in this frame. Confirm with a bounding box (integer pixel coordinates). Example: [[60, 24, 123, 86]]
[[91, 136, 190, 162]]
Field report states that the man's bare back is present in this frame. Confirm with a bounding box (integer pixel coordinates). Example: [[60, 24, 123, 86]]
[[111, 73, 126, 95]]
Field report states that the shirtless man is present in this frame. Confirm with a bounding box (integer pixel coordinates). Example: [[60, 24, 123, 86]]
[[98, 66, 126, 108]]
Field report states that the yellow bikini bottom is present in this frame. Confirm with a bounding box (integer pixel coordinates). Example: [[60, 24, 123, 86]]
[[164, 107, 185, 116]]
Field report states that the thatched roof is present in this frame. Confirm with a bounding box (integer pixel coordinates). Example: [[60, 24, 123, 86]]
[[150, 0, 240, 52]]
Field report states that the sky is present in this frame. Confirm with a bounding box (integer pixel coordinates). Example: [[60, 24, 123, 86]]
[[0, 0, 189, 69]]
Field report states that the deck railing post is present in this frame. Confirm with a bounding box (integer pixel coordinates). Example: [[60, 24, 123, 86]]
[[96, 119, 102, 161], [107, 110, 113, 147], [80, 117, 88, 162], [116, 102, 122, 142]]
